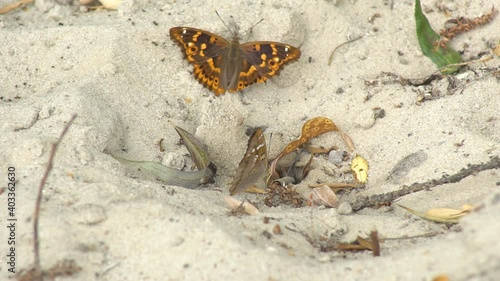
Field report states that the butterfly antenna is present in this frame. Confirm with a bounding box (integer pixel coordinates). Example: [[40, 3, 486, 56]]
[[241, 18, 264, 36], [215, 10, 236, 37]]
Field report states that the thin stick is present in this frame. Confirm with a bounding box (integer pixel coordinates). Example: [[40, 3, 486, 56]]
[[33, 114, 77, 275], [351, 156, 500, 212], [328, 36, 363, 66], [370, 230, 380, 257]]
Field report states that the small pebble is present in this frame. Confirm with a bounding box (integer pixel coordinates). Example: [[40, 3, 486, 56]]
[[337, 202, 353, 215], [74, 204, 107, 225], [328, 150, 344, 165]]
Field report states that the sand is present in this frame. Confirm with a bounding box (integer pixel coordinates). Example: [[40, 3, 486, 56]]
[[0, 0, 499, 280]]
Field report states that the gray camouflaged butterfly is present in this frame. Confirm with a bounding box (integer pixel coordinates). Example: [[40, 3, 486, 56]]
[[230, 128, 268, 195]]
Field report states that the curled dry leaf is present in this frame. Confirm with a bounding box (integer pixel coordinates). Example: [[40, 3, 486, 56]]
[[309, 185, 338, 208], [224, 196, 260, 215], [340, 130, 356, 152], [351, 155, 369, 183], [270, 117, 338, 177], [276, 117, 338, 160], [398, 204, 473, 224]]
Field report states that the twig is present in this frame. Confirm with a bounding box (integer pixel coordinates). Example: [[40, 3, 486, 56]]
[[0, 0, 33, 14], [33, 114, 77, 277], [370, 230, 380, 257], [351, 156, 500, 212], [328, 36, 363, 66]]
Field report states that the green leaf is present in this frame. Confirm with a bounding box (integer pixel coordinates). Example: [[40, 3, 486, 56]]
[[112, 124, 216, 188], [112, 154, 212, 188], [174, 125, 211, 170], [415, 0, 462, 74]]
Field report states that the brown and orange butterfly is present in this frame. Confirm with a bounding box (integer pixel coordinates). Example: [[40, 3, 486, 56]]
[[169, 26, 301, 96]]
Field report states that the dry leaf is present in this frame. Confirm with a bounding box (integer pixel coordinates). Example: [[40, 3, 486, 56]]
[[224, 196, 260, 215], [432, 274, 449, 281], [0, 0, 32, 14], [351, 155, 369, 183], [98, 0, 121, 9], [309, 185, 338, 207], [398, 204, 473, 223], [337, 236, 372, 251], [340, 130, 356, 151], [305, 145, 337, 154], [338, 230, 380, 255], [277, 117, 338, 160], [270, 117, 338, 178], [273, 224, 282, 235]]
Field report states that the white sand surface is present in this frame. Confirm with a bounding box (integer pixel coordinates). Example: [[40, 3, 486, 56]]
[[1, 0, 499, 280]]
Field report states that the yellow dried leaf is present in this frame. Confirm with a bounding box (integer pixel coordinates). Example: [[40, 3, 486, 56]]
[[351, 155, 369, 183], [432, 274, 449, 281], [398, 204, 473, 224]]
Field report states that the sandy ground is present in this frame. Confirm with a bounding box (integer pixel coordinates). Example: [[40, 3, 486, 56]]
[[1, 0, 499, 280]]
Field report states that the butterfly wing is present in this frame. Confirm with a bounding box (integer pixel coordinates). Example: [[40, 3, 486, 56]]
[[231, 42, 301, 92], [230, 128, 268, 195], [169, 27, 229, 95]]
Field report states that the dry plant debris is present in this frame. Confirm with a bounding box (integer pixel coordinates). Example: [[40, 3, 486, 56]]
[[0, 0, 33, 14], [337, 230, 381, 256], [398, 204, 473, 224], [224, 196, 260, 215], [351, 156, 500, 212], [439, 7, 498, 41]]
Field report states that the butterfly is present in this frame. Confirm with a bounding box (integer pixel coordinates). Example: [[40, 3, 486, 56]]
[[230, 128, 269, 195], [169, 26, 301, 96]]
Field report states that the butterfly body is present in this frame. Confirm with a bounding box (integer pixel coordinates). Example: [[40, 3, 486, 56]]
[[220, 40, 244, 92], [170, 27, 301, 96]]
